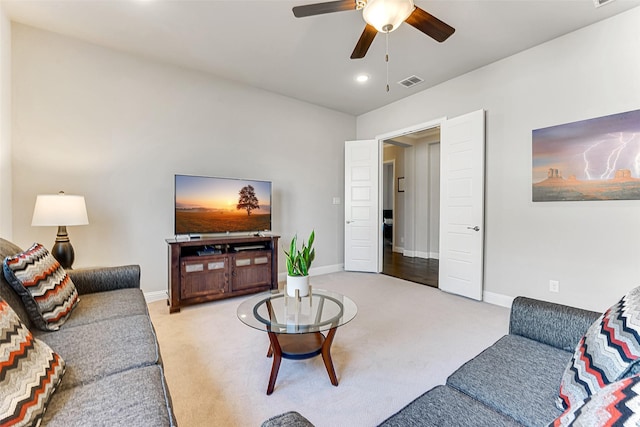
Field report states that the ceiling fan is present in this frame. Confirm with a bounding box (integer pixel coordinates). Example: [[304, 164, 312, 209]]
[[292, 0, 455, 59]]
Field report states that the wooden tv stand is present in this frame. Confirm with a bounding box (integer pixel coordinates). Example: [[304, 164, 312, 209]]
[[166, 235, 280, 313]]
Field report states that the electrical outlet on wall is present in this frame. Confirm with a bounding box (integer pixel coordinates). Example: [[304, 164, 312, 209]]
[[549, 280, 560, 293]]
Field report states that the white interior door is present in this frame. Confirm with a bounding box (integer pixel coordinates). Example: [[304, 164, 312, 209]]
[[439, 110, 485, 300], [344, 140, 379, 272]]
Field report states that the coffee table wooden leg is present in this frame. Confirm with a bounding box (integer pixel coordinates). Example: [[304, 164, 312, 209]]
[[321, 327, 339, 386], [266, 332, 281, 395]]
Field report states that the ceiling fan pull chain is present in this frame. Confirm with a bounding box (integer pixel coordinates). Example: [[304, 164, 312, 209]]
[[385, 31, 390, 93]]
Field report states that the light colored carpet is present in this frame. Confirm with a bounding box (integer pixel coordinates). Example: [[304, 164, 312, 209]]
[[148, 272, 511, 427]]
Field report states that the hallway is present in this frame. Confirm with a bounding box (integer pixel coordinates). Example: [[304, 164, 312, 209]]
[[382, 243, 438, 288]]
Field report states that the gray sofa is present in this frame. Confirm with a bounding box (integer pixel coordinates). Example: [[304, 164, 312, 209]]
[[0, 238, 177, 426], [263, 296, 601, 427]]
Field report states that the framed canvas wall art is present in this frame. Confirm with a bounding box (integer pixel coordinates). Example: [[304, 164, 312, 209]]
[[532, 109, 640, 201]]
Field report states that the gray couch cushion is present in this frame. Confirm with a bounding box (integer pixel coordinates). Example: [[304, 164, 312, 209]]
[[0, 238, 23, 260], [34, 314, 159, 390], [262, 411, 315, 427], [379, 385, 523, 427], [61, 288, 148, 329], [42, 364, 175, 427], [510, 297, 600, 352], [67, 265, 141, 294], [446, 335, 568, 427]]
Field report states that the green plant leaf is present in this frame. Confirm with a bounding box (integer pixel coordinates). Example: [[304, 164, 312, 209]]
[[285, 257, 294, 275], [289, 235, 297, 256], [283, 231, 316, 276], [299, 257, 308, 276]]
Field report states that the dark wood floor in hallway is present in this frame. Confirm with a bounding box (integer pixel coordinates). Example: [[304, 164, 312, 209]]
[[383, 244, 439, 288]]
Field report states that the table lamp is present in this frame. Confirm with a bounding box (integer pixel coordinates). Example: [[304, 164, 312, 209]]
[[31, 191, 89, 269]]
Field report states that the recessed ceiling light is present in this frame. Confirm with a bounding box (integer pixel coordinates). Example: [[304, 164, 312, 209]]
[[355, 74, 370, 83]]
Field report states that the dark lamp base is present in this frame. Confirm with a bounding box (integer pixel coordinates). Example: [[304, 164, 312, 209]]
[[51, 226, 75, 270]]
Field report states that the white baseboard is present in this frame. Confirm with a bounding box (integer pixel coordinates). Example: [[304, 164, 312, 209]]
[[417, 251, 440, 259], [483, 291, 515, 308], [144, 290, 167, 304], [401, 250, 439, 260], [311, 263, 344, 276], [277, 263, 344, 283]]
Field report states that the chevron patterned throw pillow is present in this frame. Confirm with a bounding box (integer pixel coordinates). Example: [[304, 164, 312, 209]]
[[551, 374, 640, 426], [0, 298, 65, 426], [557, 286, 640, 411], [3, 243, 79, 331]]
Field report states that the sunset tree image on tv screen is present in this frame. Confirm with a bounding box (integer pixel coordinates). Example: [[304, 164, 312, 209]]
[[175, 175, 271, 234]]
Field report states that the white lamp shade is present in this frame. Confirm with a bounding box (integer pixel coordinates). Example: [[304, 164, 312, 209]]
[[32, 193, 89, 226], [362, 0, 415, 33]]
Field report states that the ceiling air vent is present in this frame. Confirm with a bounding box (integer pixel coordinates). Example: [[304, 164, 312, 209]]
[[398, 75, 424, 88], [593, 0, 616, 7]]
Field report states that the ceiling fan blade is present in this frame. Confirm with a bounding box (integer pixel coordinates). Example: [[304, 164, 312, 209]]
[[405, 6, 455, 43], [293, 0, 356, 18], [351, 24, 377, 59]]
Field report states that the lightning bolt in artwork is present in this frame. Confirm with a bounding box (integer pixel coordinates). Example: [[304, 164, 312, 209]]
[[532, 109, 640, 202]]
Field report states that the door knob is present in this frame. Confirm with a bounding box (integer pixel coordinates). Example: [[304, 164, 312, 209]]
[[467, 226, 480, 231]]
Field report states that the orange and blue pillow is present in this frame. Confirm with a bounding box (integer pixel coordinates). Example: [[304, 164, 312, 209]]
[[552, 374, 640, 426], [3, 243, 79, 331], [0, 297, 65, 426], [557, 286, 640, 410]]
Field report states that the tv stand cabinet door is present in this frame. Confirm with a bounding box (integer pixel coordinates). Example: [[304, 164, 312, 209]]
[[231, 251, 272, 292], [180, 256, 229, 299]]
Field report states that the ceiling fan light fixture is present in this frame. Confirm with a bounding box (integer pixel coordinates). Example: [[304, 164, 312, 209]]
[[355, 0, 367, 10], [362, 0, 415, 33]]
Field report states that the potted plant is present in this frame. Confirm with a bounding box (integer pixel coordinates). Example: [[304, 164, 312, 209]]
[[284, 230, 315, 297]]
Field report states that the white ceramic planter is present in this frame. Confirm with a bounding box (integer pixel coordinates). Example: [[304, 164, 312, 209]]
[[286, 275, 310, 297]]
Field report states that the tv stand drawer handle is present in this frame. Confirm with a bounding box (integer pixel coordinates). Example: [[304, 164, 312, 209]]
[[208, 262, 225, 270], [185, 264, 204, 273]]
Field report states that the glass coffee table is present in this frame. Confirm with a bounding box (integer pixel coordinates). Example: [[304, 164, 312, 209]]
[[237, 288, 357, 395]]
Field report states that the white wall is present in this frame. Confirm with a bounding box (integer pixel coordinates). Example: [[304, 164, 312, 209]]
[[382, 162, 393, 210], [383, 144, 405, 250], [414, 142, 428, 256], [413, 139, 440, 259], [11, 24, 355, 295], [357, 7, 640, 312], [0, 5, 11, 238], [428, 143, 440, 257]]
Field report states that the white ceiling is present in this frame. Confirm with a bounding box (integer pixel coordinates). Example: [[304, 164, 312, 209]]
[[4, 0, 640, 115]]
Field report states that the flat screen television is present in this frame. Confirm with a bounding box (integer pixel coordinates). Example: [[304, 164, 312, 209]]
[[174, 174, 272, 235]]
